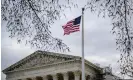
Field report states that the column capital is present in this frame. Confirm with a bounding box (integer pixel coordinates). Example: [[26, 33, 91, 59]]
[[74, 71, 80, 80], [42, 75, 47, 78], [63, 72, 68, 80], [62, 72, 68, 75], [52, 74, 58, 80], [74, 71, 81, 76], [31, 77, 36, 80], [52, 74, 57, 77], [22, 78, 27, 80], [42, 75, 48, 80]]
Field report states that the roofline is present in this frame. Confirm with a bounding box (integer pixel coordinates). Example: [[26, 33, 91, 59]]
[[2, 50, 79, 72], [2, 51, 38, 73], [3, 50, 102, 73], [3, 59, 102, 74]]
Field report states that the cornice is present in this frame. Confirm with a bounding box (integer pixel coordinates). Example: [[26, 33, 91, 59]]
[[3, 50, 102, 74], [4, 59, 79, 74], [4, 59, 102, 74]]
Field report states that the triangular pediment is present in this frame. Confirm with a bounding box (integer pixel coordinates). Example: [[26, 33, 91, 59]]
[[3, 50, 79, 73]]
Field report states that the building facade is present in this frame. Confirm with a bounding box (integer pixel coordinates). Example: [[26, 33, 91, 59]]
[[3, 50, 103, 80]]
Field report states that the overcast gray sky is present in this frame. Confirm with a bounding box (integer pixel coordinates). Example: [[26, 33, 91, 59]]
[[1, 0, 133, 80]]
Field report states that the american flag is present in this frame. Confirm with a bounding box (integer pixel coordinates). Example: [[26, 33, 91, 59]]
[[62, 16, 81, 35]]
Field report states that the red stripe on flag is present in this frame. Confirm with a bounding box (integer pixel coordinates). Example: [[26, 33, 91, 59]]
[[62, 17, 80, 35]]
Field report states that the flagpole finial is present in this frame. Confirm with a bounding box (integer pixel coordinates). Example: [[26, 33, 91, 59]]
[[82, 8, 85, 14], [82, 8, 85, 12]]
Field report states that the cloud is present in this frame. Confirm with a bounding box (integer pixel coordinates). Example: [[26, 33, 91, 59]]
[[2, 0, 130, 79]]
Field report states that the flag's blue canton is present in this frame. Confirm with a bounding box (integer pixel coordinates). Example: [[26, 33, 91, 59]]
[[73, 16, 81, 25], [62, 16, 81, 35]]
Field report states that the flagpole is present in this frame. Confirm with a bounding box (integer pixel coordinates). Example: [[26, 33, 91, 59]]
[[82, 8, 85, 80]]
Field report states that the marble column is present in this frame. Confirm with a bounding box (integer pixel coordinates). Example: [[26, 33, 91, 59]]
[[31, 77, 36, 80], [63, 72, 68, 80], [74, 71, 80, 80], [53, 74, 58, 80], [22, 78, 27, 80], [42, 76, 48, 80]]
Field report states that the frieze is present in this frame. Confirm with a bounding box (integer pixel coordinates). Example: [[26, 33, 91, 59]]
[[7, 72, 24, 78]]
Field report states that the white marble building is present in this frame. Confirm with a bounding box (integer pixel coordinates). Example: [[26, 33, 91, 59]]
[[3, 50, 103, 80]]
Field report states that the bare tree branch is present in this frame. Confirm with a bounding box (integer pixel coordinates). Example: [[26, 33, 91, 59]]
[[85, 0, 133, 78], [1, 0, 77, 52]]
